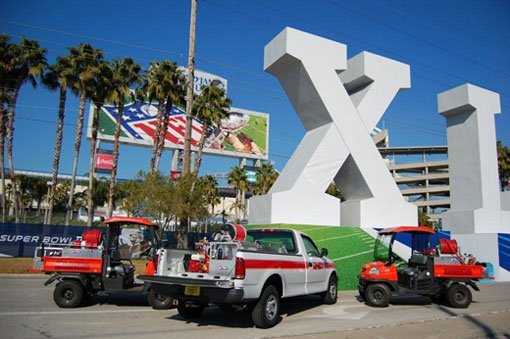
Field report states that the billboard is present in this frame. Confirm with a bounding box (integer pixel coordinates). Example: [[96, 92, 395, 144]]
[[187, 69, 228, 95], [89, 100, 269, 160], [94, 149, 113, 174]]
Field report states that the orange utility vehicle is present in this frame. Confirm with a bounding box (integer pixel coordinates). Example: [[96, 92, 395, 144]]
[[32, 216, 171, 309], [358, 226, 492, 308]]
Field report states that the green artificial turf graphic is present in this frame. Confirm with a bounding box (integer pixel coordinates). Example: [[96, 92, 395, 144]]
[[246, 224, 376, 290]]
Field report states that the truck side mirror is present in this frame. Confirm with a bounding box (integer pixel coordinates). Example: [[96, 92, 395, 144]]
[[320, 248, 329, 257]]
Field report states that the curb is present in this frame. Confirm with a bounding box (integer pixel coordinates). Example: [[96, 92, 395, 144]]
[[0, 273, 46, 278]]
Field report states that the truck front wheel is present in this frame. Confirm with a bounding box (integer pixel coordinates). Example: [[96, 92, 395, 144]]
[[252, 285, 280, 328], [365, 283, 390, 307], [53, 280, 84, 308], [321, 274, 338, 304], [446, 284, 472, 308]]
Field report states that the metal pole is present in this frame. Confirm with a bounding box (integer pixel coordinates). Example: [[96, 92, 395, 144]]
[[182, 0, 197, 175]]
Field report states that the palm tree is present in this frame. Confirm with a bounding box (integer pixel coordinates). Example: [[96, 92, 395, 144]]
[[193, 82, 231, 176], [4, 37, 47, 222], [228, 166, 248, 221], [199, 174, 220, 231], [107, 58, 143, 218], [139, 60, 185, 173], [42, 56, 76, 224], [65, 43, 104, 225], [86, 61, 114, 225], [253, 162, 279, 195], [0, 34, 12, 222]]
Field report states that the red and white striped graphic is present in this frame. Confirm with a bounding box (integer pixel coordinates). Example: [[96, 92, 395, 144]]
[[132, 115, 203, 146]]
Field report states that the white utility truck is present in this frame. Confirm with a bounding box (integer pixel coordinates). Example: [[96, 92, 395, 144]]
[[139, 225, 338, 328]]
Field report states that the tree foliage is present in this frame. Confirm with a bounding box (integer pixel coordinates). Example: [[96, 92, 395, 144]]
[[120, 172, 209, 234], [498, 141, 510, 191], [253, 162, 278, 195]]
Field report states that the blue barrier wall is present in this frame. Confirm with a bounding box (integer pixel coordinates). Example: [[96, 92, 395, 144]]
[[0, 224, 88, 257], [499, 233, 510, 271], [0, 224, 214, 257]]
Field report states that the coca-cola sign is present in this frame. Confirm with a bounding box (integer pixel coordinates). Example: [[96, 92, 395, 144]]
[[95, 150, 113, 173]]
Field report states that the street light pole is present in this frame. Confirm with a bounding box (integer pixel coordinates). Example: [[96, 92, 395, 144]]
[[182, 0, 197, 175]]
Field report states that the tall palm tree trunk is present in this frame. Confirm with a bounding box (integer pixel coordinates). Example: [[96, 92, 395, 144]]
[[87, 105, 100, 225], [149, 104, 164, 173], [107, 97, 124, 218], [154, 100, 171, 172], [6, 85, 20, 223], [193, 120, 209, 176], [0, 109, 6, 223], [65, 90, 87, 225], [46, 87, 66, 225]]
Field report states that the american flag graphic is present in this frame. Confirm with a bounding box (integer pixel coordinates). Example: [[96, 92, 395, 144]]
[[101, 102, 204, 147]]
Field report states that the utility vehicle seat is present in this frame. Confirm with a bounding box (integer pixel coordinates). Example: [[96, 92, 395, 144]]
[[408, 254, 427, 267]]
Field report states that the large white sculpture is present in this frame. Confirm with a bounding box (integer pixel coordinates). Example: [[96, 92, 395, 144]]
[[439, 84, 509, 234], [438, 83, 510, 280], [249, 28, 416, 227]]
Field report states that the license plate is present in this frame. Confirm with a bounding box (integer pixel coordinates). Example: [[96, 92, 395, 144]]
[[184, 286, 200, 296]]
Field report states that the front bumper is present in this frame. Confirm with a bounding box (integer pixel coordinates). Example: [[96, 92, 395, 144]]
[[138, 275, 244, 304]]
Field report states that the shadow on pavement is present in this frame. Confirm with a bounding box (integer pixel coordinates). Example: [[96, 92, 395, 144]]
[[81, 292, 150, 307], [167, 295, 327, 328], [437, 305, 499, 338]]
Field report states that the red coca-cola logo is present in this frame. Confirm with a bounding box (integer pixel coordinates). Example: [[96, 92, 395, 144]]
[[95, 153, 113, 170]]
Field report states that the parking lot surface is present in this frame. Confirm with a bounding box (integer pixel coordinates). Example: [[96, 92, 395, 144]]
[[0, 276, 509, 338]]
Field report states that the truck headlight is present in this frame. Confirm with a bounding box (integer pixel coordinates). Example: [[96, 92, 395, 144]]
[[369, 267, 379, 275]]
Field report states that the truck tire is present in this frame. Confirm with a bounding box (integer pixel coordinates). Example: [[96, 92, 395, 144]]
[[53, 280, 84, 308], [321, 274, 338, 304], [365, 283, 390, 307], [147, 289, 173, 310], [252, 285, 280, 328], [177, 301, 205, 318], [446, 284, 472, 308]]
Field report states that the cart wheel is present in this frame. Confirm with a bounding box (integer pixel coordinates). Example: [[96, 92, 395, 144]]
[[365, 283, 390, 307], [252, 285, 280, 328], [147, 289, 173, 310], [53, 280, 84, 308], [321, 274, 338, 304], [177, 301, 205, 318], [446, 284, 472, 308]]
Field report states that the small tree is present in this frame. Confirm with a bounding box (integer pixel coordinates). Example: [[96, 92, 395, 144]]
[[497, 141, 510, 191], [228, 166, 248, 221], [253, 162, 278, 195]]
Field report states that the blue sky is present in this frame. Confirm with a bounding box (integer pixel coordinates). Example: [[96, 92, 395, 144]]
[[1, 0, 509, 180]]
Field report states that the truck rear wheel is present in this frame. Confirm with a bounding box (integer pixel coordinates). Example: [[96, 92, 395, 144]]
[[147, 289, 173, 310], [252, 285, 280, 328], [177, 301, 205, 318], [53, 280, 84, 308], [446, 284, 472, 308], [321, 274, 338, 304], [365, 283, 390, 307]]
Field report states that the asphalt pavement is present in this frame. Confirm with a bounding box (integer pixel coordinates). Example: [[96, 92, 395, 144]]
[[0, 276, 509, 338]]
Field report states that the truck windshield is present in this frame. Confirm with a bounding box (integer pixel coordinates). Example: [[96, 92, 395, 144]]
[[246, 230, 296, 253], [373, 234, 392, 262]]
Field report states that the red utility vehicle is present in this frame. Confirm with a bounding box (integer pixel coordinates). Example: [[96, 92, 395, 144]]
[[32, 216, 171, 309], [358, 226, 492, 308]]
